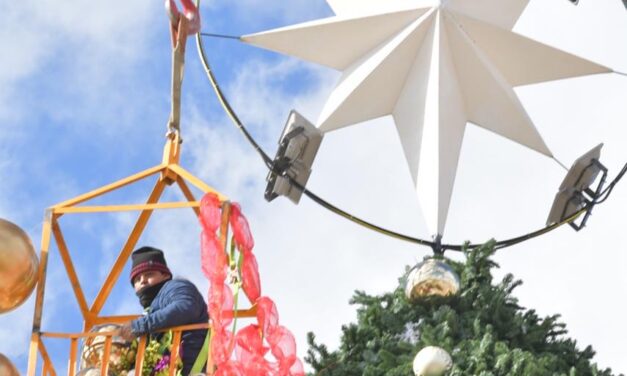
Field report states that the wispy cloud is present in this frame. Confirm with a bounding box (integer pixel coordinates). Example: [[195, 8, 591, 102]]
[[0, 0, 164, 136], [203, 0, 332, 30], [0, 300, 36, 358]]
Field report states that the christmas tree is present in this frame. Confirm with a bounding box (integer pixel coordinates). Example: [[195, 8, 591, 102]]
[[306, 241, 619, 376]]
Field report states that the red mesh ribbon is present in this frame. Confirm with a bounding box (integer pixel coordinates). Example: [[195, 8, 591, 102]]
[[200, 193, 222, 232], [289, 359, 305, 375], [211, 327, 234, 366], [165, 0, 201, 34], [230, 202, 261, 303], [256, 297, 279, 336], [267, 326, 297, 360], [230, 203, 255, 251], [235, 325, 268, 361], [214, 361, 245, 376], [208, 283, 233, 329], [199, 193, 304, 376], [201, 232, 227, 283], [241, 252, 261, 302]]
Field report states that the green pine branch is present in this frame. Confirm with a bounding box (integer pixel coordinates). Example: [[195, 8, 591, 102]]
[[306, 241, 620, 376]]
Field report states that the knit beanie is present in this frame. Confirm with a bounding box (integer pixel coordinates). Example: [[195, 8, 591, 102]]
[[130, 246, 172, 285]]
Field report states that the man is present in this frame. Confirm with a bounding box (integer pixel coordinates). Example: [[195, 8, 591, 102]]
[[119, 246, 208, 375]]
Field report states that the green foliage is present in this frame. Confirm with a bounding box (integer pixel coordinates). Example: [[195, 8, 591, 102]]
[[306, 241, 619, 376]]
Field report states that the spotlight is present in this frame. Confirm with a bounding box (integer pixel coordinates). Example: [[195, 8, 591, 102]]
[[547, 144, 607, 230], [265, 110, 323, 204]]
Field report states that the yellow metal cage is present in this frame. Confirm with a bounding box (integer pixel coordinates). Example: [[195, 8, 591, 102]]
[[27, 136, 256, 376]]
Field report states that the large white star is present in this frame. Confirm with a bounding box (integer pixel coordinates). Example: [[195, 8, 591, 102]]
[[241, 0, 611, 236]]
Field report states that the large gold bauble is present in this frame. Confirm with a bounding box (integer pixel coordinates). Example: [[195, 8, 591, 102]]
[[0, 353, 20, 376], [405, 258, 460, 301], [0, 218, 39, 313], [412, 346, 452, 376]]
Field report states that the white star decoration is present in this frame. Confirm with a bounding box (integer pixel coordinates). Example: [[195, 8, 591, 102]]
[[241, 0, 611, 236]]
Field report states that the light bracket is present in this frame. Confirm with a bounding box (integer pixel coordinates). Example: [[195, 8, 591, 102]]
[[265, 110, 323, 204], [547, 144, 608, 231]]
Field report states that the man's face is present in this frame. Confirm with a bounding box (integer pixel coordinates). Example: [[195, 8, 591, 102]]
[[133, 270, 169, 292]]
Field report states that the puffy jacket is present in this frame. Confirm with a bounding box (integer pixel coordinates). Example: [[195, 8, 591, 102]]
[[131, 279, 208, 375]]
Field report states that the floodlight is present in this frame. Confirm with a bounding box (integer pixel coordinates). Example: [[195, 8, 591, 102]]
[[558, 144, 603, 192], [547, 144, 607, 230], [546, 187, 585, 225], [265, 110, 324, 204]]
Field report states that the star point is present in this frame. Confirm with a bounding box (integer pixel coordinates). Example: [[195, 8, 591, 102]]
[[242, 0, 610, 235]]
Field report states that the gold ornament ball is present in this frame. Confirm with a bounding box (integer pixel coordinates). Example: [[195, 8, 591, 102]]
[[405, 258, 460, 301], [0, 353, 20, 376], [413, 346, 452, 376], [0, 218, 39, 314]]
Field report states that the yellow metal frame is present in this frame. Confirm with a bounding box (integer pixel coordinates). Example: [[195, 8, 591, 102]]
[[27, 138, 255, 375]]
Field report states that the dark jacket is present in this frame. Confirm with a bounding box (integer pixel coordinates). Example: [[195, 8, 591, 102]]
[[131, 278, 208, 375]]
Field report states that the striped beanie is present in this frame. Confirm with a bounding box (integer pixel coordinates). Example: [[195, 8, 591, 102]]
[[130, 246, 172, 285]]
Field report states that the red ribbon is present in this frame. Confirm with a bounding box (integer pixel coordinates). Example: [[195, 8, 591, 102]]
[[165, 0, 201, 34], [199, 193, 304, 376]]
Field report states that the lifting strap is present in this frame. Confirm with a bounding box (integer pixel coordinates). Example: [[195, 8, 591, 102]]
[[190, 329, 211, 374], [165, 0, 201, 138]]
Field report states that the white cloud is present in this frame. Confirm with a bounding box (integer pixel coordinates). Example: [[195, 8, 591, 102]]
[[0, 300, 36, 358], [0, 156, 14, 218], [203, 0, 332, 29], [0, 0, 164, 135]]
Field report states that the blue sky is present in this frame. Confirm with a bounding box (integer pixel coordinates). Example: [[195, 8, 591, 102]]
[[1, 0, 626, 374]]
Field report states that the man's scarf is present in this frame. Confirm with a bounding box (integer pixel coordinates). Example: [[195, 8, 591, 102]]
[[136, 279, 169, 308]]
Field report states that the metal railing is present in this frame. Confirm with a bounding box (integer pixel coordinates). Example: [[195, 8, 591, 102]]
[[35, 306, 256, 376]]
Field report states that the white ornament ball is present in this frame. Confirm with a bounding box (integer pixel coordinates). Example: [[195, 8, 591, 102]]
[[413, 346, 452, 376], [405, 259, 460, 301]]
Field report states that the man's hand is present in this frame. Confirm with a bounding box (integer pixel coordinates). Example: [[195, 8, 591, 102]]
[[118, 322, 135, 342]]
